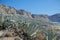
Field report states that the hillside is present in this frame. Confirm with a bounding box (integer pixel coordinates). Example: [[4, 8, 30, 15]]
[[0, 4, 60, 40], [49, 13, 60, 22]]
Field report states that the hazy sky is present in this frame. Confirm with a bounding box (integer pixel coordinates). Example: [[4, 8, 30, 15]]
[[0, 0, 60, 15]]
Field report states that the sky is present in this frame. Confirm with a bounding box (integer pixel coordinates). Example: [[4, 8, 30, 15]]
[[0, 0, 60, 15]]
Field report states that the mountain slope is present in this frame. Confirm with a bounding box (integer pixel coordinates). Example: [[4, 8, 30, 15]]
[[32, 14, 50, 22], [0, 4, 60, 40], [0, 4, 50, 22], [49, 13, 60, 22]]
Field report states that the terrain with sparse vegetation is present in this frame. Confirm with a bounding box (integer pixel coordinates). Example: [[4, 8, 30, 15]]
[[0, 4, 60, 40]]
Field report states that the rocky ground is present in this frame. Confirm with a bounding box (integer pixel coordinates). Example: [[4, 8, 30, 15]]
[[0, 28, 31, 40]]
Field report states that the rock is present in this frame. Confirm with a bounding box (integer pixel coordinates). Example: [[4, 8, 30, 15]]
[[0, 37, 23, 40], [0, 31, 4, 37]]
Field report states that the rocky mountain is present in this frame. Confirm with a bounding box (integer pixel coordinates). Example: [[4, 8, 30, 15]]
[[1, 4, 60, 23], [32, 14, 50, 22], [0, 4, 50, 22], [0, 4, 17, 14], [49, 13, 60, 22], [17, 10, 32, 18]]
